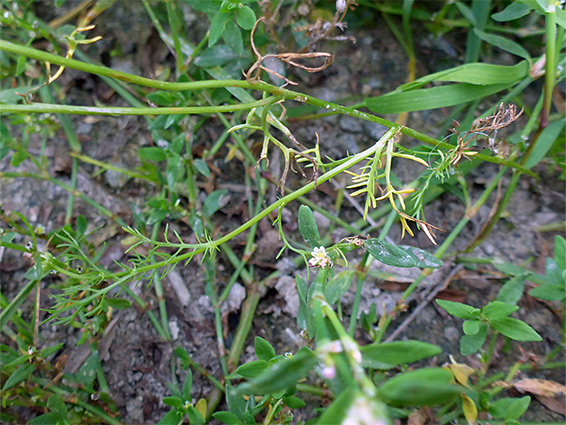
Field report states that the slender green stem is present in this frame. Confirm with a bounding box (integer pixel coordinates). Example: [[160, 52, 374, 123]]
[[0, 98, 277, 115], [150, 222, 171, 340], [166, 0, 184, 76], [70, 152, 158, 183], [541, 4, 557, 128], [0, 40, 537, 176], [123, 286, 168, 340]]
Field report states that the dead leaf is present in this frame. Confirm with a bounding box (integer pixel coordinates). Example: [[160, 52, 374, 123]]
[[461, 394, 478, 425], [408, 408, 428, 425], [514, 379, 566, 397], [444, 355, 476, 388], [537, 394, 566, 415]]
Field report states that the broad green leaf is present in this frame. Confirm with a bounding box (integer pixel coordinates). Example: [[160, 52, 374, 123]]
[[234, 360, 270, 378], [482, 301, 519, 320], [162, 396, 183, 408], [182, 369, 193, 401], [195, 46, 234, 68], [209, 12, 230, 47], [174, 347, 190, 362], [254, 337, 276, 361], [236, 6, 256, 30], [237, 349, 317, 394], [474, 29, 531, 60], [203, 189, 228, 216], [324, 270, 353, 305], [377, 368, 461, 406], [187, 405, 205, 425], [496, 275, 525, 305], [147, 91, 181, 106], [0, 87, 27, 104], [77, 351, 101, 388], [555, 236, 566, 271], [524, 119, 565, 169], [40, 343, 64, 358], [284, 395, 305, 408], [529, 283, 565, 301], [489, 396, 531, 420], [157, 410, 183, 425], [183, 0, 221, 14], [193, 158, 210, 177], [491, 2, 532, 21], [545, 257, 564, 286], [139, 147, 166, 162], [213, 411, 241, 425], [28, 413, 61, 425], [365, 238, 417, 268], [2, 363, 34, 390], [105, 297, 131, 310], [361, 340, 442, 369], [436, 299, 481, 320], [298, 205, 321, 248], [365, 83, 511, 114], [223, 20, 243, 55], [491, 317, 542, 341], [463, 320, 480, 335], [460, 322, 489, 355], [504, 396, 531, 421], [400, 246, 443, 268]]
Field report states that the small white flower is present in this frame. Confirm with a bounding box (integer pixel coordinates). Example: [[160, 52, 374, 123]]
[[321, 365, 336, 379], [308, 246, 333, 268]]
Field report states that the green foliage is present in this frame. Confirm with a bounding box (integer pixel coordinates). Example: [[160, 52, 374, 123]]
[[0, 0, 563, 424]]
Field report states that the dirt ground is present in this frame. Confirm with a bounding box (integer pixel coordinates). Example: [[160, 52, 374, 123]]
[[1, 2, 565, 424]]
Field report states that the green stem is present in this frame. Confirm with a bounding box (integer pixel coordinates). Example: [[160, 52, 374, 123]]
[[541, 4, 557, 128], [0, 40, 537, 177], [166, 0, 184, 76], [123, 286, 168, 340], [150, 222, 171, 340], [0, 98, 277, 115]]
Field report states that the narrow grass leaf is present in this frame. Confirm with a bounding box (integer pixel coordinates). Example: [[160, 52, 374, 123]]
[[474, 29, 531, 60], [496, 275, 525, 305], [2, 363, 34, 390], [365, 83, 511, 114], [377, 368, 461, 406], [436, 299, 481, 320], [491, 2, 532, 21], [524, 119, 565, 169], [491, 317, 542, 341], [400, 62, 527, 90], [237, 349, 317, 394], [361, 340, 442, 369]]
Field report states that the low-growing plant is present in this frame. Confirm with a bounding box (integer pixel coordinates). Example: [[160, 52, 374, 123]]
[[1, 0, 564, 424]]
